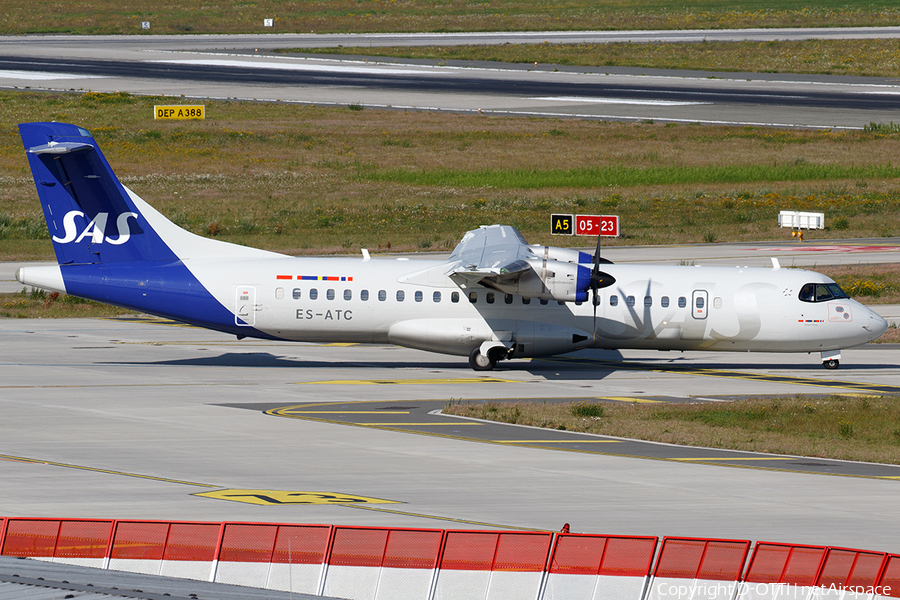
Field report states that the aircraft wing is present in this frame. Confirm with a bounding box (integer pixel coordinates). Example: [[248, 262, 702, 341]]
[[446, 225, 598, 302], [447, 226, 535, 289]]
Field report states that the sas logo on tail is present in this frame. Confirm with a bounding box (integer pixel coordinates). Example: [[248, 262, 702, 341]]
[[53, 211, 138, 245]]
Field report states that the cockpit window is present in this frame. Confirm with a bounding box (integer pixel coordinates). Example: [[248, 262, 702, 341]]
[[799, 282, 850, 303]]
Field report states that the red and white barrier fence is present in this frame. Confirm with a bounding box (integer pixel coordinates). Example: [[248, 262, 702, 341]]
[[542, 534, 656, 600], [2, 517, 899, 599], [433, 530, 552, 600], [648, 537, 750, 600], [738, 541, 895, 600]]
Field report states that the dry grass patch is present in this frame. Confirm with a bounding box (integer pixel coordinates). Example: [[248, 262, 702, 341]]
[[3, 91, 900, 260], [443, 395, 900, 464], [0, 289, 133, 319], [2, 1, 899, 35]]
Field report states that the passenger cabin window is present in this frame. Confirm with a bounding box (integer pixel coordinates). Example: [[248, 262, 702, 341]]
[[540, 299, 549, 305], [361, 290, 369, 301], [396, 290, 405, 302], [275, 287, 284, 300], [469, 292, 478, 303], [434, 291, 441, 303], [661, 296, 669, 308], [378, 290, 386, 302], [799, 283, 850, 303], [609, 295, 618, 307], [310, 288, 318, 300], [644, 296, 652, 307], [714, 297, 723, 309], [486, 292, 495, 304], [522, 297, 531, 305], [451, 291, 459, 303], [292, 288, 302, 300], [626, 296, 635, 307], [415, 291, 423, 302], [326, 289, 335, 300], [344, 289, 352, 301], [678, 296, 687, 308], [695, 296, 705, 309]]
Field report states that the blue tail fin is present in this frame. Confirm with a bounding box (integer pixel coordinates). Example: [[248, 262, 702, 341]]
[[19, 122, 178, 265], [19, 122, 283, 339]]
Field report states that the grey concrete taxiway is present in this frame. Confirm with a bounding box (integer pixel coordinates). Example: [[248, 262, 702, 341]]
[[1, 314, 900, 553]]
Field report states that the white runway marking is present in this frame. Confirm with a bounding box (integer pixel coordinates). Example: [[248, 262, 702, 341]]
[[148, 58, 443, 76], [0, 70, 108, 81], [530, 95, 711, 106]]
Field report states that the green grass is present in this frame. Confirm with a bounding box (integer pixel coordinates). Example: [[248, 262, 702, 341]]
[[2, 0, 899, 35], [3, 90, 900, 260], [443, 395, 900, 464], [364, 164, 900, 190]]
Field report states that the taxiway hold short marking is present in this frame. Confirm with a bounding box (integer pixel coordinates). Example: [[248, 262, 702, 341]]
[[554, 357, 900, 394], [264, 402, 900, 481], [287, 410, 410, 414], [493, 440, 621, 443], [342, 504, 551, 532], [672, 457, 800, 461], [296, 378, 518, 385], [356, 422, 482, 426], [599, 396, 664, 403], [193, 489, 400, 506], [0, 453, 217, 487], [0, 382, 257, 389]]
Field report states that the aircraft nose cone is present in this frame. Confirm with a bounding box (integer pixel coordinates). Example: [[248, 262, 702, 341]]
[[867, 309, 889, 341]]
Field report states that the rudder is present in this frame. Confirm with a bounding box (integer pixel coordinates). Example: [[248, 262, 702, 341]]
[[20, 122, 177, 265]]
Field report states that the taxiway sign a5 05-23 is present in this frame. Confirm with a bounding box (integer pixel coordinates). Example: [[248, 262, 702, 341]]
[[15, 122, 888, 370]]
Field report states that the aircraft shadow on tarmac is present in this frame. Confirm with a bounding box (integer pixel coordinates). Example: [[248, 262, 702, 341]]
[[98, 347, 897, 389]]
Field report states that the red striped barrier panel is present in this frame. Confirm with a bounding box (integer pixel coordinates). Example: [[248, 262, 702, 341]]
[[647, 537, 750, 600], [432, 530, 553, 600], [738, 542, 828, 600], [813, 546, 888, 599], [322, 526, 443, 600], [876, 555, 900, 599], [213, 523, 332, 594], [542, 533, 657, 600], [0, 518, 113, 569], [107, 520, 222, 581]]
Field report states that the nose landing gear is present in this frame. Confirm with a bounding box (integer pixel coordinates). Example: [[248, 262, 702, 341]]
[[821, 350, 841, 370]]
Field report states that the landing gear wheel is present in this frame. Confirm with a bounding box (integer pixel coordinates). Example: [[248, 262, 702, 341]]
[[823, 359, 840, 370], [468, 347, 496, 371]]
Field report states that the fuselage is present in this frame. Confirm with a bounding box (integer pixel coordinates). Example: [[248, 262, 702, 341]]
[[15, 121, 890, 369], [29, 254, 877, 360]]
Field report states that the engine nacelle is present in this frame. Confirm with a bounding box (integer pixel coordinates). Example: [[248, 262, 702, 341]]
[[527, 245, 594, 265], [493, 258, 592, 303]]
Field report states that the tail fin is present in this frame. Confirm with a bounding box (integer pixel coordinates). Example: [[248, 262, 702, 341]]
[[18, 122, 283, 337], [20, 122, 179, 265]]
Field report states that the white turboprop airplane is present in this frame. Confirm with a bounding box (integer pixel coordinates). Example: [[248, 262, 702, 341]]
[[15, 122, 889, 370]]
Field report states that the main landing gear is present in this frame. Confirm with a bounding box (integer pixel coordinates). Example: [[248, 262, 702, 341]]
[[468, 345, 509, 371], [823, 358, 840, 370]]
